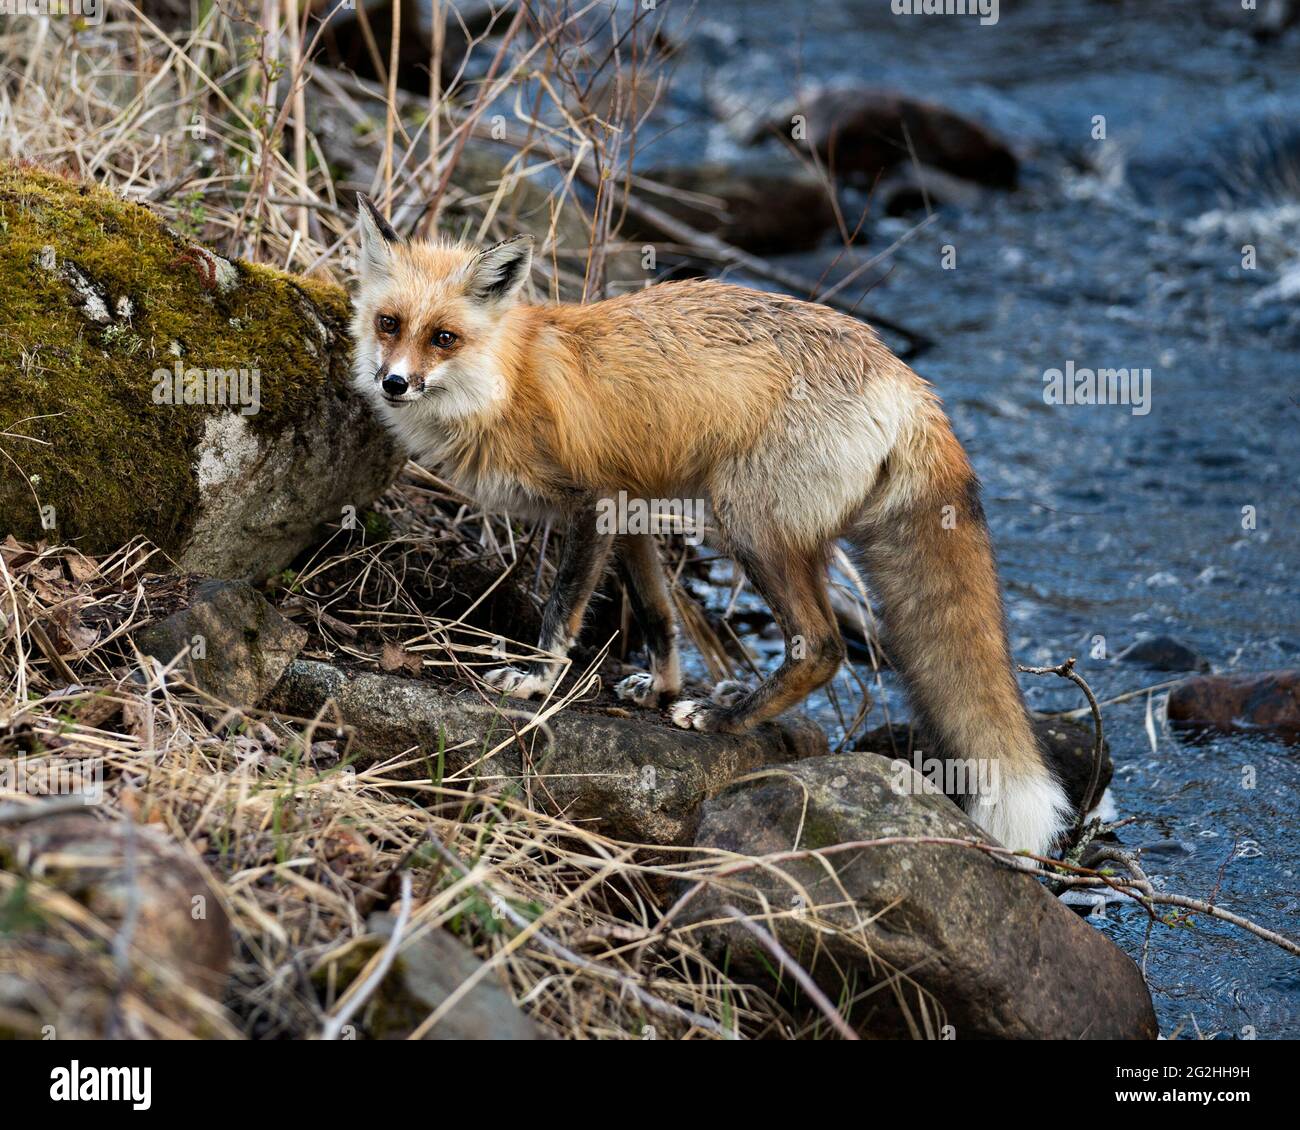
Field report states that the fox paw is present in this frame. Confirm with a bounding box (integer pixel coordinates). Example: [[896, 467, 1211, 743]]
[[669, 698, 725, 731], [484, 666, 552, 700], [615, 671, 667, 708], [709, 679, 751, 708]]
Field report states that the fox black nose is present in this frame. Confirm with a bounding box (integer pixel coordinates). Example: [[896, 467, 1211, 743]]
[[381, 373, 408, 397]]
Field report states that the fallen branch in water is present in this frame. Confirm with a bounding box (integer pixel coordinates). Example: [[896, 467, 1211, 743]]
[[1041, 677, 1184, 721], [1019, 656, 1104, 843], [1052, 844, 1300, 959]]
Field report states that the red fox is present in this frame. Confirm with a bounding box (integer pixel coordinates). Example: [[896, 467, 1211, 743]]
[[350, 195, 1071, 855]]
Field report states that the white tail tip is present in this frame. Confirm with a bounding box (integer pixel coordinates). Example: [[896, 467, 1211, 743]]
[[965, 768, 1073, 858]]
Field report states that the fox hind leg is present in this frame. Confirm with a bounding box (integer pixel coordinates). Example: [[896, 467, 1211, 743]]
[[670, 541, 844, 733]]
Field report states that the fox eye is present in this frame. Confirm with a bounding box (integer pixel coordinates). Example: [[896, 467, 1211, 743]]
[[376, 314, 399, 335], [434, 330, 458, 349]]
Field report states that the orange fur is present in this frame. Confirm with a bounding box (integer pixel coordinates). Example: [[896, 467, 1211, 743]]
[[349, 203, 1072, 854]]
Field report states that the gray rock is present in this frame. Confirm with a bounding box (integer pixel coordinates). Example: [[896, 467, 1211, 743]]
[[681, 753, 1158, 1039], [267, 659, 826, 845], [133, 579, 307, 707], [352, 912, 548, 1040], [180, 392, 402, 584]]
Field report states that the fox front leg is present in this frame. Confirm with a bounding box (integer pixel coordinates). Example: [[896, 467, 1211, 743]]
[[612, 534, 682, 708], [483, 512, 614, 701]]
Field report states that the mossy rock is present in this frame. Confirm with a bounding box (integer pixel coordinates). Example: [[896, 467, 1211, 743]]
[[0, 162, 401, 579]]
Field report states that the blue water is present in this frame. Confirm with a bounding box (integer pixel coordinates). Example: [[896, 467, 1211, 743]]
[[643, 0, 1300, 1038]]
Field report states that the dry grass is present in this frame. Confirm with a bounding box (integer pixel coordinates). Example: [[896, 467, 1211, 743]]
[[0, 1, 679, 295], [0, 471, 932, 1040]]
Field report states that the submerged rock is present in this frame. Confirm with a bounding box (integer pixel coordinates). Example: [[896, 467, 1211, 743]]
[[1117, 634, 1210, 672], [754, 86, 1018, 189], [0, 163, 401, 582], [132, 578, 307, 708], [267, 659, 826, 846], [1167, 669, 1300, 743], [681, 753, 1157, 1039]]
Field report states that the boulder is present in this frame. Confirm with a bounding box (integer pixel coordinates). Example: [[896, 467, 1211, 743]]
[[267, 659, 826, 845], [681, 753, 1157, 1039], [0, 162, 402, 582], [1116, 634, 1210, 672], [1167, 669, 1300, 743], [641, 159, 837, 255], [338, 912, 548, 1040], [0, 810, 232, 1038], [132, 579, 308, 707], [754, 86, 1018, 189]]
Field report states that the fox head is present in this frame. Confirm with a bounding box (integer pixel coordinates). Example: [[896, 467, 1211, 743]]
[[350, 194, 533, 424]]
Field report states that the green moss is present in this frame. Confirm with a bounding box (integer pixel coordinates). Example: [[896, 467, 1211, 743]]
[[0, 162, 352, 555], [361, 508, 392, 541]]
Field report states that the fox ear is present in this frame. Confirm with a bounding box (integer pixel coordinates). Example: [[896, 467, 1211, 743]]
[[464, 234, 533, 304], [356, 193, 401, 277]]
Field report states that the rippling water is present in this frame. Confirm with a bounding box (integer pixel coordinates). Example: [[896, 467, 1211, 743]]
[[644, 0, 1300, 1037]]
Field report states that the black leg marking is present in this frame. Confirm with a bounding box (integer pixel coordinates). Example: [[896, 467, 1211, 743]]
[[484, 506, 613, 699], [613, 534, 681, 706]]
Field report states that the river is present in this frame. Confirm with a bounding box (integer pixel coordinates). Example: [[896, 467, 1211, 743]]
[[643, 0, 1299, 1038]]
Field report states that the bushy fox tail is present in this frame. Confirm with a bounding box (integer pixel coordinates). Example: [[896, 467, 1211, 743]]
[[849, 399, 1071, 857]]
